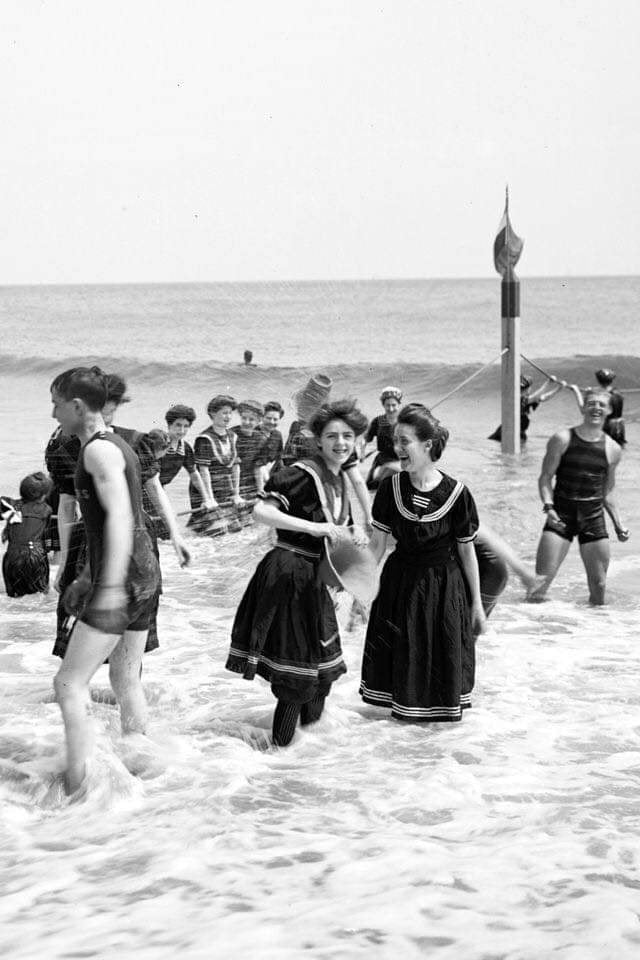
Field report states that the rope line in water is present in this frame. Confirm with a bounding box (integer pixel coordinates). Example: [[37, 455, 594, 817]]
[[430, 348, 508, 410], [520, 353, 555, 379]]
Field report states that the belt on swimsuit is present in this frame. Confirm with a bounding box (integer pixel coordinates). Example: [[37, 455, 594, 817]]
[[275, 540, 322, 561]]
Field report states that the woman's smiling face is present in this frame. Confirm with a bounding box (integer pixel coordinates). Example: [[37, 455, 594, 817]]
[[394, 422, 433, 472], [383, 397, 400, 419], [317, 418, 356, 470]]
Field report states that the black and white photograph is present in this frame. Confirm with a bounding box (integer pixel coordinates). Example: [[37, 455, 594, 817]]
[[1, 2, 639, 958]]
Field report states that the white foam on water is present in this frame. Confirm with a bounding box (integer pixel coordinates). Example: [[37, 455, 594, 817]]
[[1, 304, 639, 957], [2, 514, 640, 959]]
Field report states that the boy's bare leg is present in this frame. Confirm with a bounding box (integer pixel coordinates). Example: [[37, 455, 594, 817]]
[[580, 540, 610, 605], [53, 622, 120, 794], [531, 531, 571, 600], [108, 630, 149, 734]]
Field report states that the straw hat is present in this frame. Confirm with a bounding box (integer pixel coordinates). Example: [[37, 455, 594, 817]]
[[319, 532, 379, 605], [293, 374, 332, 421]]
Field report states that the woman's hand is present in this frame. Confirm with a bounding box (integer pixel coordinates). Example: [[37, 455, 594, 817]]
[[350, 525, 370, 547], [313, 523, 350, 546], [471, 603, 487, 636], [615, 526, 630, 542], [172, 534, 191, 567]]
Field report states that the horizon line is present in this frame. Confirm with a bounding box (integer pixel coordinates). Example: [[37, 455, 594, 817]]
[[1, 272, 639, 290]]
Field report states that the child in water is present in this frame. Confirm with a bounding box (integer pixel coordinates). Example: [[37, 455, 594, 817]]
[[2, 472, 53, 597], [226, 399, 369, 747]]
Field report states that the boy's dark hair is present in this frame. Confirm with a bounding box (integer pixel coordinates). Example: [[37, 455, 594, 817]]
[[309, 399, 368, 438], [147, 428, 170, 454], [165, 404, 196, 426], [50, 366, 107, 412], [20, 471, 53, 502], [264, 401, 285, 418]]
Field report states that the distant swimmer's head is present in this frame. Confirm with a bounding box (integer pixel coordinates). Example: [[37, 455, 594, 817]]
[[595, 368, 616, 387], [50, 366, 108, 433], [207, 394, 237, 430], [165, 404, 196, 441], [395, 403, 449, 467], [380, 386, 402, 419], [244, 350, 254, 365], [520, 375, 532, 392], [294, 374, 333, 422], [263, 401, 285, 432], [238, 400, 264, 434], [19, 471, 53, 503]]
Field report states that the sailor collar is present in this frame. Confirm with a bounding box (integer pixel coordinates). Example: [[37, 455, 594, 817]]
[[392, 471, 464, 523]]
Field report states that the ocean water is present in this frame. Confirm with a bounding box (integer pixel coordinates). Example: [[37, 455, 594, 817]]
[[1, 277, 640, 959]]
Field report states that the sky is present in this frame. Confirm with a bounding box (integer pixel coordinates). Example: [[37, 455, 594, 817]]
[[1, 0, 638, 283]]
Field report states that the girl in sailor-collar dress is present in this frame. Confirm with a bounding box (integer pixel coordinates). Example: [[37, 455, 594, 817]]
[[360, 404, 486, 722], [226, 399, 368, 746]]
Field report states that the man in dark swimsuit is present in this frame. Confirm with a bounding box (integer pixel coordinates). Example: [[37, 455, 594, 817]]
[[531, 389, 628, 605], [50, 367, 160, 795]]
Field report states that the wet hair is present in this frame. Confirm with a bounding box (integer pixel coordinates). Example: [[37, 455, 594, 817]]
[[595, 368, 616, 387], [397, 403, 449, 461], [165, 404, 196, 426], [104, 373, 130, 406], [147, 428, 170, 455], [19, 471, 53, 502], [263, 401, 285, 418], [207, 394, 237, 417], [583, 388, 612, 409], [308, 399, 368, 438], [50, 366, 107, 412]]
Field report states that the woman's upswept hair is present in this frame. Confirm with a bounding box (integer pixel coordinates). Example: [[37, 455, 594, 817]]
[[165, 404, 196, 425], [50, 366, 107, 412], [206, 394, 237, 417], [309, 399, 368, 438], [104, 373, 130, 405], [398, 403, 449, 461]]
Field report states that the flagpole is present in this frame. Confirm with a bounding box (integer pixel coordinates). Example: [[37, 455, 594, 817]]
[[501, 184, 521, 454]]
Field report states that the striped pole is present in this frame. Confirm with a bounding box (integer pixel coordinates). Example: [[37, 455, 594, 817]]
[[501, 264, 521, 454]]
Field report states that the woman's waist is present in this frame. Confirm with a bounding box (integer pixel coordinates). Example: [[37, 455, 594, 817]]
[[391, 544, 458, 568], [275, 534, 322, 560]]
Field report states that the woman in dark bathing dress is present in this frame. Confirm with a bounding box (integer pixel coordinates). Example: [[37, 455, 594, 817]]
[[226, 399, 368, 746], [360, 404, 486, 722]]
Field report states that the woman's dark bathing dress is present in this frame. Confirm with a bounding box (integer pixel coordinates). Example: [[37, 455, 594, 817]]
[[226, 457, 350, 705], [360, 471, 478, 722], [364, 414, 397, 489]]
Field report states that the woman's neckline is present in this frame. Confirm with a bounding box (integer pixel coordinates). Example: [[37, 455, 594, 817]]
[[408, 471, 443, 493]]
